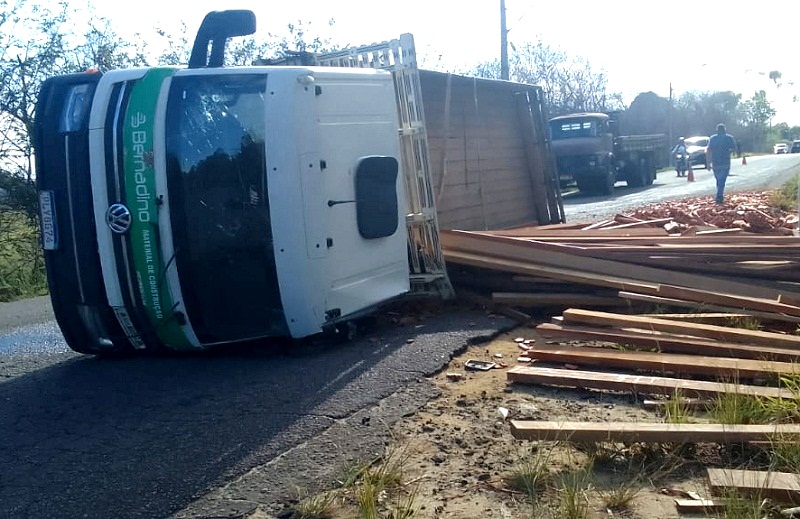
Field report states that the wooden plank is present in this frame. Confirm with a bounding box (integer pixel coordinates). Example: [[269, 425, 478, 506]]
[[638, 312, 754, 324], [674, 499, 728, 512], [440, 230, 800, 301], [444, 250, 658, 293], [506, 366, 795, 399], [457, 290, 532, 324], [598, 217, 675, 230], [707, 469, 800, 504], [642, 399, 712, 410], [486, 227, 670, 238], [491, 292, 626, 307], [657, 284, 800, 318], [525, 348, 799, 379], [535, 323, 800, 362], [618, 291, 800, 324], [561, 308, 800, 350], [509, 421, 800, 442]]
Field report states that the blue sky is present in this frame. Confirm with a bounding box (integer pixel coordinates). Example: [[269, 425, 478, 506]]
[[89, 0, 800, 126]]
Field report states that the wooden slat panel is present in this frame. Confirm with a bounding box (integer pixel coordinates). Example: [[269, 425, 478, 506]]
[[506, 366, 794, 399], [509, 421, 800, 442]]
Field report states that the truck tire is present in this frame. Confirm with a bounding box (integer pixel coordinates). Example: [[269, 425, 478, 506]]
[[645, 156, 656, 186], [626, 156, 654, 188], [626, 159, 646, 188], [598, 165, 615, 195]]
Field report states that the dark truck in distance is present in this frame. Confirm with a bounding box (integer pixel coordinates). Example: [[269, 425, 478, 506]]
[[549, 112, 666, 195]]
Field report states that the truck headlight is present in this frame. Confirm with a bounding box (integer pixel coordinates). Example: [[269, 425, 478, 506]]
[[59, 83, 92, 133]]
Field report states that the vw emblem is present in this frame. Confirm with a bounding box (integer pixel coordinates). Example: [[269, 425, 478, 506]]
[[106, 203, 132, 234]]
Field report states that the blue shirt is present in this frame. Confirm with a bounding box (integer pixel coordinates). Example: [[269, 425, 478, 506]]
[[707, 132, 737, 167]]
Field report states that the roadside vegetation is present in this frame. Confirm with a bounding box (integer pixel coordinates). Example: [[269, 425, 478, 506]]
[[0, 209, 46, 301]]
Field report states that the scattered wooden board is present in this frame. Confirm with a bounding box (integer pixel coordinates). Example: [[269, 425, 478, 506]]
[[657, 284, 800, 318], [506, 366, 795, 399], [536, 322, 800, 362], [707, 469, 800, 504], [674, 498, 728, 512], [637, 312, 754, 324], [491, 292, 627, 308], [525, 347, 798, 379], [509, 421, 800, 442], [440, 230, 800, 301], [561, 308, 800, 349], [618, 291, 800, 324]]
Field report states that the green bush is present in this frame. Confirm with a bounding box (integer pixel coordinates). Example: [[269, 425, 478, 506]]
[[0, 209, 47, 301]]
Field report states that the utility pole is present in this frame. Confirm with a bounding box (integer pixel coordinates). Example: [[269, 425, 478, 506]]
[[500, 0, 509, 80]]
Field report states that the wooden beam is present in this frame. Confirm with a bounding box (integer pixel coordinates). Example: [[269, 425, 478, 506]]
[[535, 323, 800, 362], [657, 284, 800, 318], [561, 308, 800, 350], [491, 292, 626, 307], [674, 499, 728, 512], [506, 366, 795, 399], [444, 250, 657, 293], [707, 469, 800, 504], [637, 312, 754, 324], [509, 421, 800, 442], [618, 291, 800, 324], [525, 348, 799, 379]]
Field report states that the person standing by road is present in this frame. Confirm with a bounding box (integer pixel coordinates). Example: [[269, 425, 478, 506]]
[[705, 123, 738, 204]]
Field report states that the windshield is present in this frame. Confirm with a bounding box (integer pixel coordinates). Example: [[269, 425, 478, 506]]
[[165, 74, 287, 343], [550, 118, 602, 140]]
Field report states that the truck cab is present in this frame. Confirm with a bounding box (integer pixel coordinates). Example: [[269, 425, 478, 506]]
[[549, 112, 661, 195], [34, 13, 413, 354]]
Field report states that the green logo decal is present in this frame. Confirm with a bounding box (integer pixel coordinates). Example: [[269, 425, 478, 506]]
[[123, 68, 195, 350]]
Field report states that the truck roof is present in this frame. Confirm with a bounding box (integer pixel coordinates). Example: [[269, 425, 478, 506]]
[[549, 112, 609, 122]]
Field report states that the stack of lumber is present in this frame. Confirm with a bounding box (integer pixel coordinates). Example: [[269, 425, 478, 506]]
[[510, 306, 800, 396], [442, 222, 800, 322]]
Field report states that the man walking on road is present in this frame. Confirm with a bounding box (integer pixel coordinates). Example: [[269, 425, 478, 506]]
[[706, 123, 738, 204]]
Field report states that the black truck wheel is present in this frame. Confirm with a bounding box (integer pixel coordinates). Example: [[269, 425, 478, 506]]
[[626, 156, 653, 188], [645, 156, 656, 185], [598, 165, 615, 195]]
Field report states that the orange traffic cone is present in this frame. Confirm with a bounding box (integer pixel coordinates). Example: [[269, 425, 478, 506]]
[[687, 160, 694, 182], [742, 155, 747, 166]]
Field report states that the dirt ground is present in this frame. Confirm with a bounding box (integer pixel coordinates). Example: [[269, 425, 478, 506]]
[[377, 322, 756, 519]]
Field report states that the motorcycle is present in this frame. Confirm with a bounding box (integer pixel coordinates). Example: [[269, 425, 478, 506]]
[[674, 152, 688, 177]]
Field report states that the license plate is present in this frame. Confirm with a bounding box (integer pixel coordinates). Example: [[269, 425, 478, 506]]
[[38, 190, 58, 250]]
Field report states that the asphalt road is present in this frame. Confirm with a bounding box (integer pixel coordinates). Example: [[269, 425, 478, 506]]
[[562, 152, 800, 223], [1, 152, 796, 518], [0, 298, 514, 519]]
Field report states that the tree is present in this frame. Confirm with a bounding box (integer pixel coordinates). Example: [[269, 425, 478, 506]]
[[740, 90, 776, 152], [470, 39, 623, 116], [622, 92, 670, 135]]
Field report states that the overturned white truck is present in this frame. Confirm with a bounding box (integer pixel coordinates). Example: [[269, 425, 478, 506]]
[[34, 10, 562, 355]]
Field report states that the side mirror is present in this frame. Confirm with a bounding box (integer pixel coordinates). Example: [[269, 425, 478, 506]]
[[189, 10, 257, 69]]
